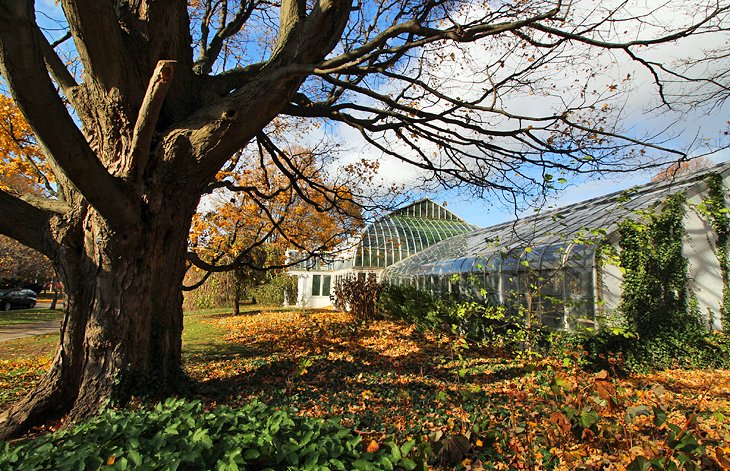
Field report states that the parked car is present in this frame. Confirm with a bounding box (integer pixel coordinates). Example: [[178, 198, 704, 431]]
[[0, 289, 37, 310]]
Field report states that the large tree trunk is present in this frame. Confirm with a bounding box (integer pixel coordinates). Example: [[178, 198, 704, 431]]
[[0, 202, 195, 440], [0, 0, 353, 441]]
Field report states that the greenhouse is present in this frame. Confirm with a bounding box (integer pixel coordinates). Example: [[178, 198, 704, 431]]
[[288, 199, 478, 308], [383, 162, 730, 330]]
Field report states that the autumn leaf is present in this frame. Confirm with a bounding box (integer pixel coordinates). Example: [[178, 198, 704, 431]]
[[549, 411, 571, 434], [365, 439, 380, 453], [716, 447, 730, 470]]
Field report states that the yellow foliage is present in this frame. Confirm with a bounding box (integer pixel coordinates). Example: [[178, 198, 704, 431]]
[[0, 94, 52, 194], [190, 148, 362, 269]]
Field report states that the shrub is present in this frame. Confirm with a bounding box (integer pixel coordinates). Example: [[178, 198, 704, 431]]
[[183, 271, 237, 310], [378, 283, 544, 354], [250, 273, 298, 306], [332, 274, 382, 321], [0, 398, 421, 471], [548, 328, 730, 374]]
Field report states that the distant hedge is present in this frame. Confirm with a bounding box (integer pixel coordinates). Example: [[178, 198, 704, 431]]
[[250, 274, 298, 306]]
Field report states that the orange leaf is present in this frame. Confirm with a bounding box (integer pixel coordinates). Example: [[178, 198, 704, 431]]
[[366, 440, 380, 453], [549, 411, 571, 434], [717, 447, 730, 470], [595, 370, 609, 381]]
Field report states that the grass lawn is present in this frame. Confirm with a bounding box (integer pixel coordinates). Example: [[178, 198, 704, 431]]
[[0, 333, 56, 408], [0, 309, 62, 327], [1, 306, 730, 469]]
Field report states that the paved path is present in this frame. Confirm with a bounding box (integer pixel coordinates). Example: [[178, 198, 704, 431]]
[[0, 320, 61, 342], [36, 301, 64, 309]]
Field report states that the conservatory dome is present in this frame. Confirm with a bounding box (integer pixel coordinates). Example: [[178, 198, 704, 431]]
[[353, 199, 478, 269]]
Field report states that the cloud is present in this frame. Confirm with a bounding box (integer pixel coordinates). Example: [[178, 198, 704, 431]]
[[316, 0, 729, 209]]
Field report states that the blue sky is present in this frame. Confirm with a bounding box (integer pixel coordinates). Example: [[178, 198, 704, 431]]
[[437, 151, 730, 228], [29, 0, 730, 230]]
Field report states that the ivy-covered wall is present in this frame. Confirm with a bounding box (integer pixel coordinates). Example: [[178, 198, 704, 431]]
[[604, 173, 730, 334], [617, 193, 702, 337]]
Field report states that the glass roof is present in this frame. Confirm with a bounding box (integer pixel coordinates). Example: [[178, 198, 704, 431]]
[[384, 162, 729, 279], [354, 199, 478, 268]]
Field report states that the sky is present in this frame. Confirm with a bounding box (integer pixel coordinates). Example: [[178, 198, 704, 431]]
[[28, 0, 730, 230], [439, 150, 730, 228], [310, 0, 730, 228]]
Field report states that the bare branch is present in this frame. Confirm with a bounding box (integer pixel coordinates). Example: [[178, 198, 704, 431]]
[[0, 189, 54, 256], [127, 60, 176, 180], [195, 0, 259, 75], [35, 28, 77, 94], [59, 0, 133, 94], [0, 0, 140, 226]]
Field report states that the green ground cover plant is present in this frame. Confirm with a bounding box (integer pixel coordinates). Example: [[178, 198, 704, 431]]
[[0, 398, 417, 471]]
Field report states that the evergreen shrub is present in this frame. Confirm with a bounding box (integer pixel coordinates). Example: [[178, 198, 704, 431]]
[[377, 283, 542, 354], [250, 273, 298, 306]]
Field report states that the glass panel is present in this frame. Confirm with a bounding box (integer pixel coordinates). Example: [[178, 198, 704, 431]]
[[538, 270, 563, 296], [322, 275, 331, 297], [311, 275, 321, 296], [541, 307, 565, 329], [439, 275, 450, 295]]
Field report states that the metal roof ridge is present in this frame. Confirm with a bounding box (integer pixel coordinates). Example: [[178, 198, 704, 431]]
[[476, 160, 730, 234]]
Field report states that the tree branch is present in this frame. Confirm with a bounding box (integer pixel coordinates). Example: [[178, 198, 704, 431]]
[[182, 0, 354, 179], [35, 28, 77, 95], [272, 0, 306, 56], [0, 0, 139, 226], [17, 194, 69, 215], [59, 0, 134, 95], [0, 189, 54, 256], [195, 0, 259, 75], [127, 60, 176, 180]]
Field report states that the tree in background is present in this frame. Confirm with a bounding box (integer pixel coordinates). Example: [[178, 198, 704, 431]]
[[0, 95, 52, 196], [0, 235, 53, 290], [652, 157, 712, 182], [0, 0, 727, 437], [186, 147, 362, 313], [0, 96, 54, 292]]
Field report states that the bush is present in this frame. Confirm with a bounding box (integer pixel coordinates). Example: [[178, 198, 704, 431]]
[[183, 271, 237, 310], [0, 398, 420, 471], [548, 329, 730, 374], [250, 273, 298, 306], [332, 274, 382, 321], [378, 283, 545, 354]]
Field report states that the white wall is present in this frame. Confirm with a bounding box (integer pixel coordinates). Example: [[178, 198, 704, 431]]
[[596, 256, 623, 324], [289, 268, 384, 309], [290, 270, 338, 309], [685, 192, 724, 330]]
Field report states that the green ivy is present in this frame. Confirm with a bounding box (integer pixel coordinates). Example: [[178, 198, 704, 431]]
[[250, 273, 298, 306], [580, 192, 722, 372], [700, 172, 730, 331], [377, 283, 544, 355], [617, 193, 699, 338]]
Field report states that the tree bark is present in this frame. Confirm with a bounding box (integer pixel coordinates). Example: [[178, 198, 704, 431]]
[[232, 268, 245, 316], [0, 199, 195, 440]]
